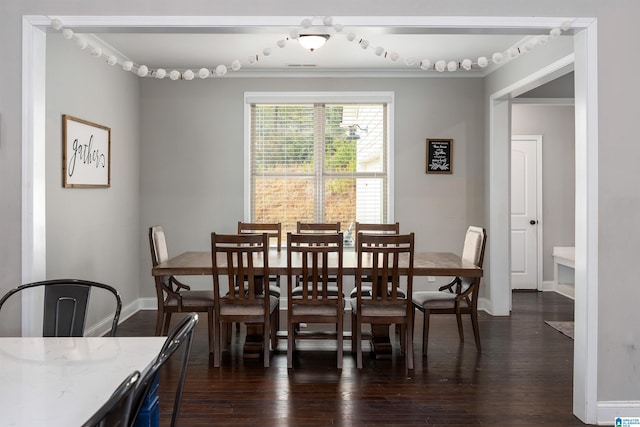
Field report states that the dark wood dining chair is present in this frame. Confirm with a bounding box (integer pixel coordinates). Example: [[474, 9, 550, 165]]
[[0, 279, 122, 337], [82, 370, 141, 427], [149, 225, 214, 353], [296, 221, 341, 234], [295, 221, 342, 291], [351, 232, 415, 370], [211, 232, 279, 367], [412, 226, 487, 355], [238, 221, 283, 296], [130, 313, 198, 427], [350, 222, 401, 298], [286, 232, 344, 369]]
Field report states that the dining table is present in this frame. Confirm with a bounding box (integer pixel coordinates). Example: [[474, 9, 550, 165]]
[[0, 336, 165, 426], [152, 249, 482, 358]]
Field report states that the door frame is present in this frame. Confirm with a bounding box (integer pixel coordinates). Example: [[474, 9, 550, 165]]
[[511, 134, 543, 291]]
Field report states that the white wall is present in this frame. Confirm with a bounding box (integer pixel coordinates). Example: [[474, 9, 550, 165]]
[[138, 76, 485, 295], [45, 34, 141, 325], [512, 104, 575, 281]]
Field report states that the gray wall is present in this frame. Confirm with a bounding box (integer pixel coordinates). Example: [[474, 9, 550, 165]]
[[512, 104, 575, 281], [139, 77, 485, 295], [45, 35, 141, 325], [2, 0, 640, 412]]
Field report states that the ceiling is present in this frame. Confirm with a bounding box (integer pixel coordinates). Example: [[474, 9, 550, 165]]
[[83, 25, 546, 77]]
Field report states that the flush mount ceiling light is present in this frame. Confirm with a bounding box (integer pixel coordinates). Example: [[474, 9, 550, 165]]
[[298, 34, 330, 52]]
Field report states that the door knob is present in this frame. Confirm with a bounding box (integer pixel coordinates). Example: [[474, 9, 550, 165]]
[[529, 220, 538, 225]]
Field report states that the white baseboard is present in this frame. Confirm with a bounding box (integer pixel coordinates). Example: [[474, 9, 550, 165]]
[[597, 401, 640, 425], [85, 298, 156, 337], [542, 280, 575, 300]]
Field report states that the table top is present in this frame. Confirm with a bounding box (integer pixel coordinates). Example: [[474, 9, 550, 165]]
[[0, 336, 165, 427], [152, 250, 482, 277]]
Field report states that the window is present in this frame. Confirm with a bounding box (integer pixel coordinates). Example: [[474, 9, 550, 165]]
[[245, 92, 393, 235]]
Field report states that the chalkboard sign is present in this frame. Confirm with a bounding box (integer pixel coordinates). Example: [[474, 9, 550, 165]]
[[426, 139, 453, 174]]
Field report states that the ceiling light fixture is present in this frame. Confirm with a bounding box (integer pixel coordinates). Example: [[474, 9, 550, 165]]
[[298, 34, 330, 52]]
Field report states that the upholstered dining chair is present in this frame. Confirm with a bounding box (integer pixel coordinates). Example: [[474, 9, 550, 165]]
[[0, 279, 122, 337], [286, 232, 344, 369], [211, 232, 279, 367], [412, 226, 487, 355], [129, 313, 198, 427], [351, 232, 415, 370], [83, 370, 140, 427], [149, 225, 214, 353]]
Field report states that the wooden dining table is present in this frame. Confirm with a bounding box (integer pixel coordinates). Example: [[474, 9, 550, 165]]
[[152, 249, 482, 358]]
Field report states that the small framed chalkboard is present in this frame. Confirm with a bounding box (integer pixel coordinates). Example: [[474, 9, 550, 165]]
[[426, 139, 453, 174]]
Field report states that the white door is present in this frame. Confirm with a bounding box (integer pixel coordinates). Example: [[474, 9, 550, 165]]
[[511, 136, 542, 290]]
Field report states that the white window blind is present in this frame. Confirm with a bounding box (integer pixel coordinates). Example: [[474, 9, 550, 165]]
[[248, 98, 389, 235]]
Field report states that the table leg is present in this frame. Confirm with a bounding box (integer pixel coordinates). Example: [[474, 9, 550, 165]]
[[371, 324, 393, 359], [243, 323, 263, 359]]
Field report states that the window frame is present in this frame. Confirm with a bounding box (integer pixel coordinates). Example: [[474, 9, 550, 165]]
[[244, 91, 395, 228]]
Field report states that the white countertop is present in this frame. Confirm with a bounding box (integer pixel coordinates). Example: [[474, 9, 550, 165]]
[[0, 336, 165, 427]]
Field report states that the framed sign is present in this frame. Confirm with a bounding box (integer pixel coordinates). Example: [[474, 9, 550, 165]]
[[62, 115, 111, 188], [426, 139, 453, 174]]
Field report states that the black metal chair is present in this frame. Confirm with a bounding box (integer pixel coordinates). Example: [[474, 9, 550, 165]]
[[0, 279, 122, 337], [82, 370, 141, 427], [130, 313, 199, 427]]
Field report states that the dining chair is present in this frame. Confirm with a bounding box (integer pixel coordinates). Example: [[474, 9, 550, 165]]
[[0, 279, 122, 337], [286, 232, 344, 369], [412, 226, 487, 355], [238, 221, 283, 297], [149, 225, 214, 353], [130, 312, 198, 427], [83, 370, 141, 427], [295, 221, 342, 290], [296, 221, 341, 234], [211, 232, 279, 367], [351, 232, 415, 370], [349, 222, 401, 298]]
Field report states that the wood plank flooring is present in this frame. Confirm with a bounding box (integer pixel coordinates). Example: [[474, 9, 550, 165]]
[[117, 291, 589, 426]]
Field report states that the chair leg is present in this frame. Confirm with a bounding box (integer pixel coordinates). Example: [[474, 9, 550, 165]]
[[270, 309, 278, 351], [263, 314, 271, 368], [406, 320, 414, 370], [356, 316, 363, 369], [337, 314, 343, 370], [162, 313, 172, 335], [422, 309, 430, 356], [470, 308, 481, 352], [213, 314, 221, 367], [399, 323, 406, 354], [351, 311, 356, 353], [155, 308, 164, 336], [207, 308, 214, 354], [456, 304, 465, 343], [287, 318, 294, 369]]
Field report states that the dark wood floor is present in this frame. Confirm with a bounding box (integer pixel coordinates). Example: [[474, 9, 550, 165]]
[[117, 291, 589, 426]]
